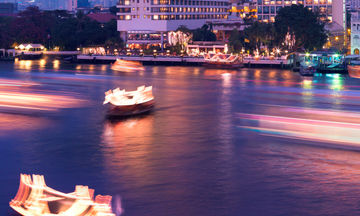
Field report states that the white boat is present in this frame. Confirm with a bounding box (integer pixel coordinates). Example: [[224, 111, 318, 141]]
[[10, 174, 115, 216], [104, 85, 154, 116], [204, 53, 243, 69]]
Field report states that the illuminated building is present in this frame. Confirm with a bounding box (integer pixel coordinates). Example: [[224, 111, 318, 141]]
[[256, 0, 345, 31], [116, 0, 230, 48], [351, 10, 360, 54], [229, 1, 257, 20], [67, 0, 78, 11]]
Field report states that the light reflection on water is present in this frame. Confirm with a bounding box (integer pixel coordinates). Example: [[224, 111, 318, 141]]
[[3, 60, 360, 215]]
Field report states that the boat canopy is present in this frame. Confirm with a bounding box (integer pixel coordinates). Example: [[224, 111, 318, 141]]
[[104, 85, 154, 106]]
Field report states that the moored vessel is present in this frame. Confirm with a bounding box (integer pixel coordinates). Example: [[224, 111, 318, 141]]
[[104, 85, 154, 117], [299, 61, 316, 76], [204, 53, 243, 69], [111, 59, 145, 72]]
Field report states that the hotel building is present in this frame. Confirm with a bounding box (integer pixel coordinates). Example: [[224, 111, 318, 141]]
[[116, 0, 230, 48], [256, 0, 345, 30]]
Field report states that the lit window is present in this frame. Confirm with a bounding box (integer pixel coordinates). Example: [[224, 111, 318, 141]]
[[153, 15, 159, 19], [126, 15, 131, 19]]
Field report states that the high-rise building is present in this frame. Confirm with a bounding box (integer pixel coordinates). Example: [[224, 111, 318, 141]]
[[117, 0, 229, 47], [0, 2, 17, 14], [67, 0, 78, 10], [256, 0, 346, 30]]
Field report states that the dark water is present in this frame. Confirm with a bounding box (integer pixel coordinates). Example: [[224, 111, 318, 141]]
[[2, 59, 360, 215]]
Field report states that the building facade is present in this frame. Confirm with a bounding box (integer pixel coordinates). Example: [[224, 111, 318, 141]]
[[0, 2, 17, 14], [117, 0, 230, 48], [256, 0, 345, 31], [351, 10, 360, 54], [67, 0, 78, 11]]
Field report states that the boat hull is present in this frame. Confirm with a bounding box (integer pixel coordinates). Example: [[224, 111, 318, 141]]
[[204, 62, 243, 69], [107, 99, 154, 117], [299, 65, 316, 76], [348, 65, 360, 78]]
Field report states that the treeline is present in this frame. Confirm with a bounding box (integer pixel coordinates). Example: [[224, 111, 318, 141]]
[[0, 6, 122, 50], [228, 4, 328, 53]]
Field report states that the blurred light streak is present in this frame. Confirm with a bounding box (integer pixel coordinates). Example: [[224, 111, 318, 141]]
[[0, 113, 49, 134], [0, 79, 38, 87], [10, 174, 115, 216], [237, 110, 360, 147], [0, 85, 85, 112]]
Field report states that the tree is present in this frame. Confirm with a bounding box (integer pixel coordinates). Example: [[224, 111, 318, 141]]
[[228, 29, 245, 53], [0, 16, 15, 48], [274, 4, 327, 51], [11, 6, 52, 44], [244, 21, 275, 51], [176, 25, 192, 35], [109, 6, 118, 15], [192, 24, 216, 41]]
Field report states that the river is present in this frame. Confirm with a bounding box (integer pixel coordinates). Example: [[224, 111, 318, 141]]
[[2, 59, 360, 215]]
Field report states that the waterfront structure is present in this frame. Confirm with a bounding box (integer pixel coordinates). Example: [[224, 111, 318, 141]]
[[256, 0, 346, 31], [324, 21, 346, 50], [116, 0, 230, 48], [351, 10, 360, 54], [187, 41, 228, 55], [207, 17, 249, 41]]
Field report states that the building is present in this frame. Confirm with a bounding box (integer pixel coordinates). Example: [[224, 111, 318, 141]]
[[347, 0, 360, 10], [229, 1, 257, 20], [67, 0, 78, 11], [351, 10, 360, 54], [256, 0, 346, 31], [0, 2, 17, 14], [116, 0, 230, 48]]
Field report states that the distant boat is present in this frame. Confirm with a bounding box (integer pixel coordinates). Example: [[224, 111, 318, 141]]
[[204, 53, 243, 69], [10, 174, 115, 216], [104, 85, 154, 117], [111, 59, 145, 72], [299, 61, 316, 76]]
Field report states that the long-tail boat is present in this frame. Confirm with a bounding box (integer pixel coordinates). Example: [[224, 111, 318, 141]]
[[10, 174, 115, 216], [204, 53, 243, 69]]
